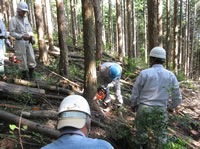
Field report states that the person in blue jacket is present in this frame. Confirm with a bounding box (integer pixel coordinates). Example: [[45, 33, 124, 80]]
[[41, 95, 114, 149]]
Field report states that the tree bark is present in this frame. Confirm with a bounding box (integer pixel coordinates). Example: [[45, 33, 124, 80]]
[[116, 0, 124, 62], [82, 0, 97, 107], [173, 0, 178, 75], [93, 0, 103, 61], [157, 0, 163, 47], [165, 0, 170, 69], [143, 0, 147, 63], [70, 0, 77, 46], [147, 0, 158, 52], [45, 0, 55, 51], [56, 0, 70, 76], [35, 0, 48, 64], [132, 0, 136, 58], [127, 0, 131, 58]]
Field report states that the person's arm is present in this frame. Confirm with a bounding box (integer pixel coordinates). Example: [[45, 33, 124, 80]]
[[168, 75, 182, 110], [130, 73, 144, 109], [9, 18, 23, 39], [0, 20, 8, 39]]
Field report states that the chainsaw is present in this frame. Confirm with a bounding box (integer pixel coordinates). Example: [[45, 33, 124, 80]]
[[9, 56, 20, 64], [96, 86, 107, 100]]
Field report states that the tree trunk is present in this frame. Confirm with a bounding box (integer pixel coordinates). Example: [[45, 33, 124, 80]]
[[165, 0, 170, 69], [70, 0, 77, 46], [45, 0, 55, 51], [132, 0, 136, 58], [127, 0, 131, 58], [147, 0, 158, 53], [108, 0, 114, 53], [93, 0, 103, 61], [178, 0, 183, 71], [173, 0, 178, 75], [157, 0, 163, 47], [82, 0, 97, 107], [116, 0, 124, 62], [56, 0, 70, 76], [144, 0, 147, 63], [35, 0, 48, 64]]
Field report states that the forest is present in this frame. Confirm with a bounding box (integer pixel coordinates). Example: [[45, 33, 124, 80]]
[[0, 0, 199, 149]]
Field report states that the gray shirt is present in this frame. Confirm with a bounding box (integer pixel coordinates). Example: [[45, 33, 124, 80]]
[[130, 64, 182, 109]]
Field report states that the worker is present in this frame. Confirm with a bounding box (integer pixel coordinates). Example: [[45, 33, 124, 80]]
[[41, 95, 114, 149], [98, 62, 123, 107], [0, 15, 10, 75], [130, 47, 182, 149], [9, 1, 36, 80]]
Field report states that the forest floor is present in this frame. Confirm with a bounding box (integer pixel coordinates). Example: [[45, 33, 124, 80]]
[[0, 49, 199, 149]]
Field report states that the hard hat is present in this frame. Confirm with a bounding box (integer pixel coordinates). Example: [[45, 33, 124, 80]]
[[109, 64, 121, 80], [57, 95, 91, 130], [150, 47, 166, 59], [17, 2, 29, 12]]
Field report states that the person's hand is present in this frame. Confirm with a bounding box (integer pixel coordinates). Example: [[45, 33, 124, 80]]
[[131, 105, 138, 112], [22, 34, 31, 40]]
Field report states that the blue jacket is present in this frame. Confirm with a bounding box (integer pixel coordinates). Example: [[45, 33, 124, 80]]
[[41, 130, 114, 149]]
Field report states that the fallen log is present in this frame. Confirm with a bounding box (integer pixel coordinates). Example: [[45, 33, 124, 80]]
[[21, 110, 110, 129], [22, 110, 58, 119], [0, 81, 45, 101], [0, 110, 60, 138], [13, 79, 80, 95]]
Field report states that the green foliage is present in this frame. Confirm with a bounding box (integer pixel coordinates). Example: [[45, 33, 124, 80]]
[[70, 64, 84, 79], [164, 136, 187, 149], [15, 92, 36, 105], [123, 57, 148, 79], [176, 70, 186, 82]]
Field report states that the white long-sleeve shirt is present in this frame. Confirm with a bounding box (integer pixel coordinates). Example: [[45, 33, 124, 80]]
[[130, 64, 182, 109]]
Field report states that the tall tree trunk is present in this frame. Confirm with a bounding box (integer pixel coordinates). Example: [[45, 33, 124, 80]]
[[132, 0, 136, 58], [108, 0, 114, 53], [45, 0, 55, 51], [101, 1, 106, 47], [123, 0, 126, 55], [5, 0, 10, 26], [144, 0, 147, 63], [30, 0, 36, 29], [147, 0, 158, 53], [127, 0, 131, 58], [178, 0, 183, 70], [165, 0, 170, 69], [70, 0, 77, 46], [82, 0, 97, 105], [173, 0, 178, 75], [35, 0, 48, 64], [157, 0, 163, 47], [93, 0, 103, 61], [56, 0, 70, 76], [116, 0, 124, 62]]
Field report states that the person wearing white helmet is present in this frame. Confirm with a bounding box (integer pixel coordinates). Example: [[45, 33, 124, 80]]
[[98, 62, 123, 107], [9, 1, 36, 80], [41, 95, 114, 149], [130, 47, 182, 148]]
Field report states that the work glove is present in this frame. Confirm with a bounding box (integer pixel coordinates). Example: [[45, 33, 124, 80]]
[[29, 36, 35, 45], [5, 39, 11, 47], [22, 33, 31, 41]]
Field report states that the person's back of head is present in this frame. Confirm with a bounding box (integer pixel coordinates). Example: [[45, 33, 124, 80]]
[[150, 47, 166, 65], [57, 95, 91, 136]]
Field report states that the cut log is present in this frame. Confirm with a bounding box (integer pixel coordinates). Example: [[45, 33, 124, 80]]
[[0, 81, 45, 101], [0, 110, 60, 138], [13, 79, 80, 95], [22, 110, 58, 119]]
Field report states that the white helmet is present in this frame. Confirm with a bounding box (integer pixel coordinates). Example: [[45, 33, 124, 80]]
[[57, 95, 91, 130], [17, 2, 29, 12], [150, 47, 166, 59]]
